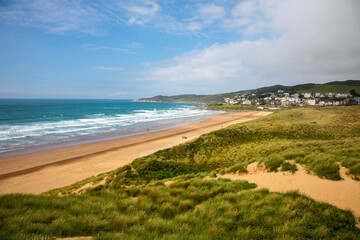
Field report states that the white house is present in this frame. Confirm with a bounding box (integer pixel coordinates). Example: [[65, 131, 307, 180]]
[[336, 93, 348, 98], [305, 99, 316, 105], [242, 99, 252, 105], [303, 93, 312, 98]]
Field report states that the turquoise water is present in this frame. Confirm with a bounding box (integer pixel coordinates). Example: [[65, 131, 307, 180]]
[[0, 99, 219, 157]]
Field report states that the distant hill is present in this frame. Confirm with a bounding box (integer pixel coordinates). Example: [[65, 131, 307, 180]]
[[136, 92, 249, 103], [137, 80, 360, 103]]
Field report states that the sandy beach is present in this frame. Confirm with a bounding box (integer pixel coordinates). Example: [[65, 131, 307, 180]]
[[0, 111, 270, 194]]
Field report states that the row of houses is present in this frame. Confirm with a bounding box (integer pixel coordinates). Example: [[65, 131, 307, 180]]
[[224, 91, 360, 107]]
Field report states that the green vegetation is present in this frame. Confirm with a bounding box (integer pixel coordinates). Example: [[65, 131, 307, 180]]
[[1, 106, 360, 239], [1, 177, 359, 239], [259, 155, 284, 172], [206, 104, 260, 111], [281, 162, 298, 173], [130, 106, 360, 180], [137, 80, 360, 103], [136, 91, 249, 104], [295, 80, 360, 94]]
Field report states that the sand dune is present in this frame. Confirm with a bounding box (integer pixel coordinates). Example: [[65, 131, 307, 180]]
[[220, 162, 360, 226], [0, 111, 270, 194]]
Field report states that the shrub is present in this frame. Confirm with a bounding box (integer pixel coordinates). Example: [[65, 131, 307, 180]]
[[281, 162, 298, 173], [304, 153, 342, 180], [261, 156, 284, 172], [135, 160, 198, 181]]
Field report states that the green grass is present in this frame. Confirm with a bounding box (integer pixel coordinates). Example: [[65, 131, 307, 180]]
[[259, 155, 284, 172], [296, 84, 360, 94], [295, 153, 342, 180], [206, 104, 260, 111], [1, 177, 359, 239], [129, 106, 360, 180], [281, 162, 298, 173], [45, 173, 107, 196], [1, 106, 360, 239]]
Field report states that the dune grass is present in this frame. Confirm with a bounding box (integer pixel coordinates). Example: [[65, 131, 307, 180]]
[[130, 106, 360, 181], [206, 104, 260, 111], [1, 176, 359, 239], [1, 106, 360, 239]]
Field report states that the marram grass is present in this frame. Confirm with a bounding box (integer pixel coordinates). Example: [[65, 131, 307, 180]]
[[1, 177, 359, 239]]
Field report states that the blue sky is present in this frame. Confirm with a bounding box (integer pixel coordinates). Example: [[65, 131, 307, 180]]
[[0, 0, 359, 99]]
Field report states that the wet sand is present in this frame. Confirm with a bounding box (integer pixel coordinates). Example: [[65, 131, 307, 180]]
[[221, 162, 360, 226], [0, 111, 271, 194]]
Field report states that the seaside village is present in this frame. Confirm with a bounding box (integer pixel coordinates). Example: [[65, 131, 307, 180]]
[[223, 90, 360, 109]]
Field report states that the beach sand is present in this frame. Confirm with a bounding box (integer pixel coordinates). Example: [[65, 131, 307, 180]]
[[0, 111, 270, 194]]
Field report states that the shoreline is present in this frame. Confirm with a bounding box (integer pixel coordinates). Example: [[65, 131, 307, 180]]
[[0, 110, 221, 159], [0, 111, 270, 194]]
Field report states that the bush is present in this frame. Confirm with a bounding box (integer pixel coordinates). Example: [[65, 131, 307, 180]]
[[261, 156, 284, 172], [304, 153, 342, 180], [281, 162, 298, 173], [135, 160, 198, 181], [224, 162, 249, 174]]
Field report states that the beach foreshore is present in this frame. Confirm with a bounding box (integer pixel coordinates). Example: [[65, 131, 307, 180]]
[[0, 111, 271, 194]]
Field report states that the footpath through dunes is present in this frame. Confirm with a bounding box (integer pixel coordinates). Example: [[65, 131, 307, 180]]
[[0, 111, 271, 194], [220, 162, 360, 226]]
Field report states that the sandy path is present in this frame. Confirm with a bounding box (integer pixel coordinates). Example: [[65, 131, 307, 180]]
[[0, 111, 271, 194], [221, 162, 360, 225]]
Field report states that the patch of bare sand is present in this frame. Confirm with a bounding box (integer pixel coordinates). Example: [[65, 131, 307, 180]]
[[164, 180, 175, 186], [220, 162, 360, 226], [66, 178, 107, 196]]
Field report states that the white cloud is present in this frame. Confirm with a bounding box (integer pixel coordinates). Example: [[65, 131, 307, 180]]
[[125, 1, 159, 16], [94, 66, 123, 71], [127, 17, 137, 24], [123, 0, 160, 25], [0, 0, 164, 33], [163, 3, 225, 33], [142, 0, 360, 94], [0, 0, 267, 35], [0, 0, 161, 34], [198, 4, 225, 25], [0, 0, 108, 34], [232, 0, 257, 17]]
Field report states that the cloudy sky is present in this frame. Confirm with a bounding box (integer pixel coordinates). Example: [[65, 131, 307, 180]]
[[0, 0, 359, 99]]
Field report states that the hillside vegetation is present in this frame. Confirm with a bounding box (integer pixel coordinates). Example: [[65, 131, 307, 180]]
[[137, 91, 248, 103], [1, 106, 360, 239], [137, 80, 360, 103]]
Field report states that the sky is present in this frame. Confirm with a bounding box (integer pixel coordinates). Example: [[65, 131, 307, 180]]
[[0, 0, 359, 99]]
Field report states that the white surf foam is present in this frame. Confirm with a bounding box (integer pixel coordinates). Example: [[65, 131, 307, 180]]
[[0, 106, 220, 153]]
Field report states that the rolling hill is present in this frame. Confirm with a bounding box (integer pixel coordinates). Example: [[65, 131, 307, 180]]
[[136, 80, 360, 103]]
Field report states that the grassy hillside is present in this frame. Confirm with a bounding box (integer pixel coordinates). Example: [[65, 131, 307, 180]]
[[137, 91, 249, 103], [1, 106, 360, 239], [137, 80, 360, 103], [254, 80, 360, 94], [206, 104, 260, 111], [296, 84, 360, 94]]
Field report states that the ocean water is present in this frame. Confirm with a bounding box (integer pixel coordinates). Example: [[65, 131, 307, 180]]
[[0, 99, 220, 157]]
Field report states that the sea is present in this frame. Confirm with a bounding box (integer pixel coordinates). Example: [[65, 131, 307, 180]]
[[0, 99, 221, 158]]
